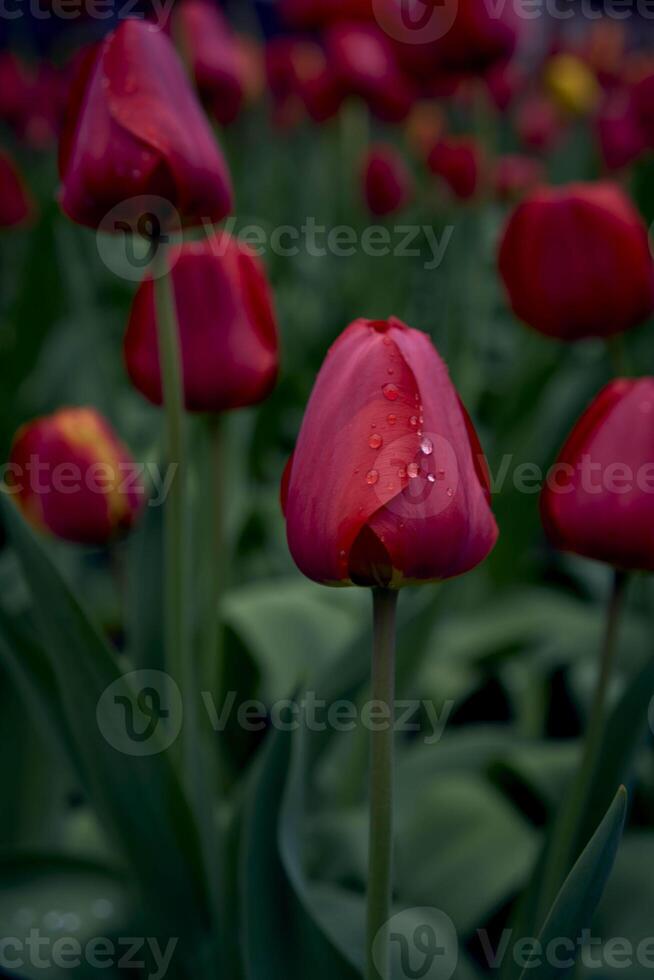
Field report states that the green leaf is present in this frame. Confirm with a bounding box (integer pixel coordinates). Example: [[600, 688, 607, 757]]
[[518, 787, 628, 980], [0, 494, 209, 948]]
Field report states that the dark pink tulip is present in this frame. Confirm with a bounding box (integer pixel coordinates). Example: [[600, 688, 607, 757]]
[[541, 379, 654, 571], [362, 145, 412, 216], [175, 0, 244, 126], [58, 19, 233, 230], [283, 317, 498, 588], [597, 90, 647, 171], [427, 137, 482, 201], [494, 154, 544, 202], [125, 233, 278, 413]]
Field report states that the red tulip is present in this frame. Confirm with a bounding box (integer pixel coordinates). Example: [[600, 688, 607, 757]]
[[0, 151, 35, 229], [515, 95, 562, 152], [0, 52, 31, 130], [125, 232, 278, 413], [494, 154, 544, 202], [58, 19, 233, 230], [362, 145, 412, 216], [289, 41, 344, 123], [485, 59, 524, 112], [596, 90, 646, 172], [325, 23, 415, 122], [427, 137, 482, 201], [498, 182, 654, 341], [7, 408, 144, 546], [541, 379, 654, 571], [175, 0, 244, 126], [282, 317, 498, 588]]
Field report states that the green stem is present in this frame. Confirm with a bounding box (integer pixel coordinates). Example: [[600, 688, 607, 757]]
[[538, 569, 628, 916], [152, 245, 196, 775], [366, 588, 398, 980]]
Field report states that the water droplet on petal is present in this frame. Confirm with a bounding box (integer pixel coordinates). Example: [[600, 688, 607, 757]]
[[409, 416, 418, 427], [369, 433, 383, 449], [366, 469, 379, 486], [398, 466, 407, 479], [446, 487, 454, 497], [427, 473, 436, 484], [382, 383, 399, 401], [420, 437, 433, 456], [408, 462, 420, 479], [387, 414, 397, 425]]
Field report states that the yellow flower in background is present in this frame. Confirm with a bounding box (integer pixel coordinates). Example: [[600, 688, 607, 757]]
[[545, 54, 600, 115]]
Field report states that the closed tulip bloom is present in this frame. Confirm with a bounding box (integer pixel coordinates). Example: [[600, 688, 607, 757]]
[[596, 90, 646, 172], [8, 408, 144, 545], [362, 146, 412, 216], [515, 95, 562, 152], [544, 54, 599, 116], [58, 19, 233, 230], [494, 154, 544, 202], [125, 233, 278, 413], [541, 379, 654, 571], [283, 317, 498, 588], [498, 182, 654, 341], [427, 137, 482, 200], [326, 23, 415, 122], [0, 151, 35, 229], [175, 0, 244, 126]]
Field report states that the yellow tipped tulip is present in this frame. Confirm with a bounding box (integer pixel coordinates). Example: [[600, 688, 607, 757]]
[[545, 54, 599, 116]]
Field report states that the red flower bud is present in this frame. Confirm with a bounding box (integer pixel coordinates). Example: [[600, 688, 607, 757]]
[[596, 90, 646, 172], [498, 182, 654, 341], [493, 154, 544, 202], [125, 233, 278, 414], [427, 137, 482, 201], [8, 408, 144, 545], [0, 151, 35, 229], [175, 0, 245, 126], [515, 95, 562, 152], [58, 19, 233, 230], [325, 23, 415, 122], [541, 379, 654, 571], [282, 317, 498, 588], [362, 145, 412, 217]]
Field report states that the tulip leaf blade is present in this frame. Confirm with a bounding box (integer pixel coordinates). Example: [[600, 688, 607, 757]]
[[517, 787, 627, 980]]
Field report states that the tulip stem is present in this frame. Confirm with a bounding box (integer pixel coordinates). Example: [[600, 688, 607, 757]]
[[366, 588, 398, 980], [152, 243, 195, 774], [537, 568, 628, 918]]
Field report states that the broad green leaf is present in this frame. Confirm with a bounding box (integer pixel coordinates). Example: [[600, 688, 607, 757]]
[[518, 787, 627, 980], [0, 494, 209, 950]]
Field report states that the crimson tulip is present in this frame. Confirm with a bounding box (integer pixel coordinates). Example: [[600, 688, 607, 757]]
[[282, 317, 498, 588], [0, 52, 30, 130], [0, 151, 35, 229], [427, 137, 482, 201], [175, 0, 244, 126], [494, 154, 544, 202], [597, 90, 647, 171], [58, 19, 233, 230], [325, 23, 415, 122], [541, 379, 654, 571], [125, 232, 278, 413], [7, 408, 144, 546], [499, 182, 654, 341], [362, 145, 412, 217], [515, 95, 562, 152]]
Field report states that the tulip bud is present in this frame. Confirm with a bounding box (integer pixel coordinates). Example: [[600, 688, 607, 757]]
[[427, 137, 482, 201], [0, 151, 35, 229], [541, 379, 654, 571], [596, 90, 647, 172], [58, 19, 233, 231], [175, 0, 244, 126], [544, 54, 599, 116], [362, 145, 412, 217], [494, 154, 544, 202], [498, 182, 654, 341], [282, 317, 498, 588], [515, 95, 562, 152], [7, 408, 144, 546], [125, 233, 279, 414]]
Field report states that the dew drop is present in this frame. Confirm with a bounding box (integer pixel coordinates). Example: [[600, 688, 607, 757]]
[[427, 473, 436, 483], [387, 414, 397, 425], [369, 433, 383, 449], [420, 437, 433, 456], [387, 368, 394, 376], [446, 487, 454, 497], [398, 466, 407, 479], [382, 383, 399, 401], [408, 462, 420, 479], [366, 469, 379, 486], [409, 416, 418, 427]]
